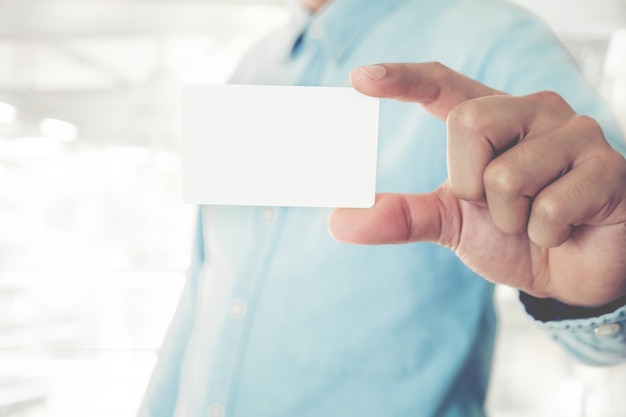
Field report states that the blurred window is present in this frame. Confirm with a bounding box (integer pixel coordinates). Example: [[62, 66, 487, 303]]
[[0, 1, 286, 416]]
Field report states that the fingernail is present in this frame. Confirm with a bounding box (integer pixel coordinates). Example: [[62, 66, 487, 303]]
[[358, 65, 386, 80]]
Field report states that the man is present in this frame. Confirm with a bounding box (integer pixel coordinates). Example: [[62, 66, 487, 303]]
[[140, 1, 626, 416]]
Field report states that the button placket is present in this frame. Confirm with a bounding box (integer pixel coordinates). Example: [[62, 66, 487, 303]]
[[259, 207, 277, 223], [229, 301, 246, 319], [208, 404, 225, 417], [309, 22, 324, 38], [205, 207, 285, 414]]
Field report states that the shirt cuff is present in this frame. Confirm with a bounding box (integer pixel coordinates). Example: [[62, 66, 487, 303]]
[[518, 292, 626, 366], [519, 292, 626, 322]]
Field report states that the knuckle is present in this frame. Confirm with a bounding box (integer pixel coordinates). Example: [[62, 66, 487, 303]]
[[530, 90, 572, 112], [528, 90, 578, 122], [447, 101, 484, 135], [568, 115, 625, 167], [532, 194, 568, 225], [569, 114, 603, 138], [483, 160, 524, 198], [430, 61, 449, 75], [432, 61, 456, 89]]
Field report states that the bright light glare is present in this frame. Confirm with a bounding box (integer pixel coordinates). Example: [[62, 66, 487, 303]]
[[0, 101, 17, 124], [39, 117, 79, 142], [556, 379, 584, 416], [154, 150, 180, 173], [13, 137, 62, 158], [0, 167, 6, 193]]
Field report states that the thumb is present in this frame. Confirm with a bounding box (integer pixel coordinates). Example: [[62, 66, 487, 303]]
[[350, 62, 503, 120], [328, 191, 453, 245]]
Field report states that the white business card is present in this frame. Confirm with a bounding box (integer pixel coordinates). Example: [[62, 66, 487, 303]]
[[181, 84, 379, 208]]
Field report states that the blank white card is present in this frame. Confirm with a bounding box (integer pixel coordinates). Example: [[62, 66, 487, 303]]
[[181, 84, 379, 208]]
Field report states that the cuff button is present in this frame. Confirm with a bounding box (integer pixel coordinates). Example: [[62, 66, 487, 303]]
[[593, 323, 622, 337]]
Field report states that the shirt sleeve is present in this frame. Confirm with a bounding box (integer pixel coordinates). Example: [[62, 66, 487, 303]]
[[518, 292, 626, 366]]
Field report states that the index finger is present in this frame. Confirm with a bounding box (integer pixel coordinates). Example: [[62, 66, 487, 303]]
[[349, 62, 503, 120]]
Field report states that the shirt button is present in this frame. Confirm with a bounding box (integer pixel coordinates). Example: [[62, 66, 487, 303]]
[[310, 22, 324, 38], [208, 404, 224, 417], [229, 301, 246, 318], [259, 207, 276, 223], [593, 323, 621, 337]]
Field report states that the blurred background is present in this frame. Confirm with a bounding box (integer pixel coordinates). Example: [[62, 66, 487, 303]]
[[0, 0, 625, 416]]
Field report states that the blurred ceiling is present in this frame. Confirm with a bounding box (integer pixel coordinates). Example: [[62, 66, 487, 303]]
[[0, 0, 286, 38], [0, 0, 624, 148], [513, 0, 626, 37], [0, 0, 288, 147]]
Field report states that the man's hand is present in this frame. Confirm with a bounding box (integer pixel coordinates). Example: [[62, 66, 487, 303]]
[[328, 62, 626, 308]]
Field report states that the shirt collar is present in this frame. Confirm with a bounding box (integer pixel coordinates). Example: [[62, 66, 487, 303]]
[[285, 0, 314, 41], [302, 0, 410, 61]]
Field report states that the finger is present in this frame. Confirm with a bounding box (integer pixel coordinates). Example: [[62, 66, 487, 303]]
[[482, 126, 581, 236], [528, 163, 608, 248], [447, 92, 575, 202], [327, 189, 458, 247], [349, 62, 503, 120], [483, 114, 622, 243], [525, 118, 626, 247]]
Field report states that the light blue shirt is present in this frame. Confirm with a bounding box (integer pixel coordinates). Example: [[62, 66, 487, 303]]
[[140, 1, 626, 416]]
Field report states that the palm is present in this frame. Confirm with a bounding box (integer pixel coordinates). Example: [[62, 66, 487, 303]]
[[433, 183, 626, 306]]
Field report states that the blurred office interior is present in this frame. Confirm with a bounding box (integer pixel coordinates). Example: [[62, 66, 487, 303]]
[[0, 0, 625, 416]]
